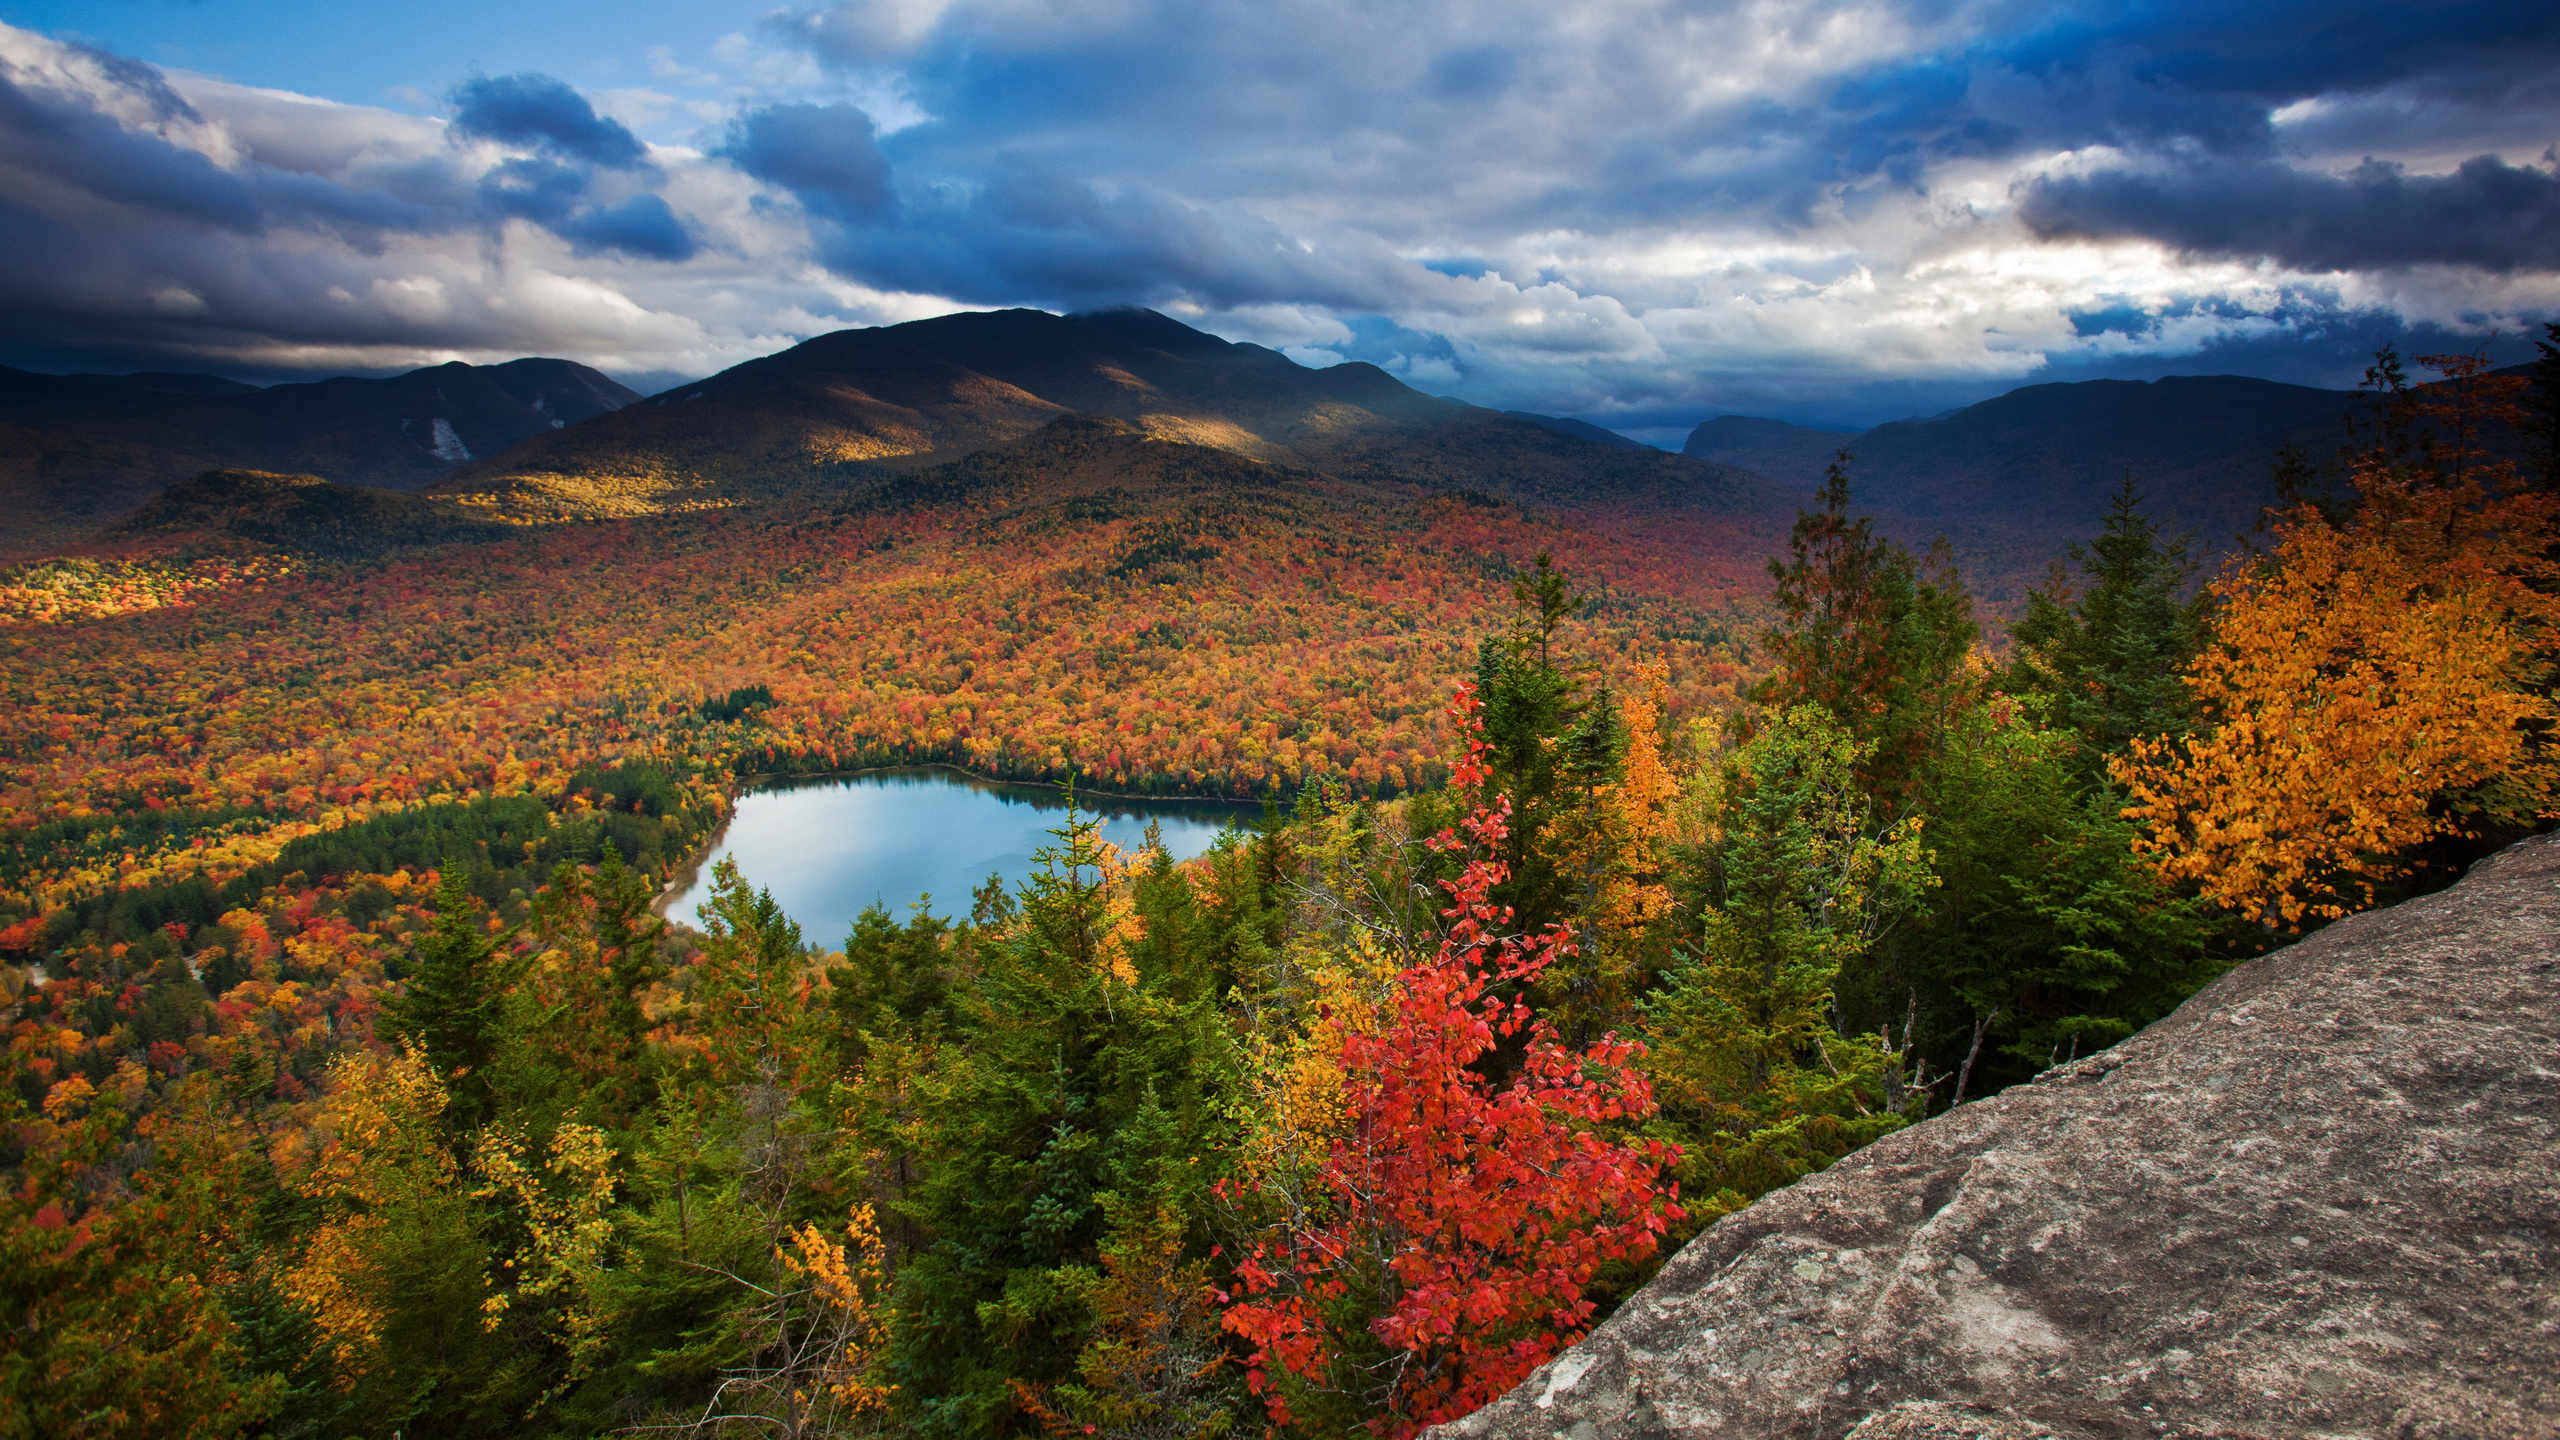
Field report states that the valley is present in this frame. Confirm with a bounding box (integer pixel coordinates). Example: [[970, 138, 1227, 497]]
[[3, 310, 2552, 1440]]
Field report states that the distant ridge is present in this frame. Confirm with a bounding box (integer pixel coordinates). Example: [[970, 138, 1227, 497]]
[[1681, 415, 1859, 485], [1506, 412, 1648, 450], [437, 308, 1777, 521], [0, 359, 639, 559], [1684, 375, 2368, 552]]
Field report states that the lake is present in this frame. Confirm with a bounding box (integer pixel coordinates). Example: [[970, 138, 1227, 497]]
[[659, 767, 1262, 944]]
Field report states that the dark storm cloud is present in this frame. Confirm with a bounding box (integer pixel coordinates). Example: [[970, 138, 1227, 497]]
[[555, 193, 698, 262], [2020, 154, 2560, 273], [444, 73, 696, 259], [812, 158, 1412, 312], [477, 156, 589, 225], [0, 59, 263, 232], [448, 72, 646, 168], [736, 0, 2560, 319], [0, 32, 725, 377], [720, 103, 894, 222], [0, 46, 693, 262], [7, 0, 2557, 412]]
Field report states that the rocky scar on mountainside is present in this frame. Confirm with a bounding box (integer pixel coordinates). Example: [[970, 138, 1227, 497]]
[[1433, 835, 2560, 1440]]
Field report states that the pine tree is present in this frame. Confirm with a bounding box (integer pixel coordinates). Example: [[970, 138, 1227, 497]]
[[1469, 558, 1584, 939], [1646, 704, 1934, 1228], [1890, 692, 2216, 1090], [2524, 320, 2560, 493]]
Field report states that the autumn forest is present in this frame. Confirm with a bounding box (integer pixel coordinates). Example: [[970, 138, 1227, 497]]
[[7, 329, 2560, 1440]]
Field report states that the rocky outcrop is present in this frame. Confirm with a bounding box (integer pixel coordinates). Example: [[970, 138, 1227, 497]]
[[1436, 838, 2560, 1440]]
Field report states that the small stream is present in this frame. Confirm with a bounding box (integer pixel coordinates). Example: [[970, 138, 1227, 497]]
[[660, 767, 1260, 944]]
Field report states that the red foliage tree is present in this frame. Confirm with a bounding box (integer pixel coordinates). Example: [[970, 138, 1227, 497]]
[[1220, 687, 1681, 1438]]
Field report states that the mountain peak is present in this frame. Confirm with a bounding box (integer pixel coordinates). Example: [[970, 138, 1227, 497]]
[[1068, 307, 1235, 356]]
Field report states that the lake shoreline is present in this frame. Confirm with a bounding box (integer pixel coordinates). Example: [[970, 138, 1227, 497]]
[[652, 764, 1264, 926], [732, 759, 1279, 808]]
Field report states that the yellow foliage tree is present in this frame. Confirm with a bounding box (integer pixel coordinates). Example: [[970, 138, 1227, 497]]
[[1542, 663, 1681, 1044], [2117, 353, 2560, 926], [472, 1121, 619, 1411], [781, 1203, 899, 1423]]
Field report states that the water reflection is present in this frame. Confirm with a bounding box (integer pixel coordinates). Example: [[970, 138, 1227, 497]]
[[660, 768, 1259, 943]]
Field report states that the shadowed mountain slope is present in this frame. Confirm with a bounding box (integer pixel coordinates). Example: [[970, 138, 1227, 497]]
[[105, 469, 517, 560], [1507, 412, 1651, 450], [0, 423, 226, 561], [0, 359, 638, 557], [436, 308, 1778, 521], [1683, 414, 1861, 485], [1686, 376, 2363, 555], [0, 358, 639, 489]]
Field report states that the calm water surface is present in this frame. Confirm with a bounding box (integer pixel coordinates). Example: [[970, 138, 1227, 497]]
[[662, 768, 1259, 942]]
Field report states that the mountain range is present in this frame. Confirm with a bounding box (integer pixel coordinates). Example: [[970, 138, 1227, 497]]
[[429, 307, 1767, 522], [0, 359, 637, 558], [1, 308, 2430, 595], [1682, 374, 2374, 558]]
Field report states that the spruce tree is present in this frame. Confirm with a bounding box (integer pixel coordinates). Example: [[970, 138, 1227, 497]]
[[387, 870, 521, 1135], [2525, 320, 2560, 493], [889, 804, 1237, 1440], [1758, 454, 1977, 805], [1471, 552, 1590, 939], [2007, 474, 2210, 781]]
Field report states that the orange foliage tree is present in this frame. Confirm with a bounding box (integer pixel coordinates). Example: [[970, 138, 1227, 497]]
[[2117, 352, 2560, 925]]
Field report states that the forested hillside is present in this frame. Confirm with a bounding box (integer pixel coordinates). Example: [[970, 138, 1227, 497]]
[[0, 360, 640, 559], [4, 338, 2557, 1440], [431, 309, 1781, 524]]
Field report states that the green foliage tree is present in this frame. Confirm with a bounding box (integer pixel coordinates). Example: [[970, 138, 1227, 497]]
[[1885, 694, 2217, 1093], [2525, 320, 2560, 493], [1645, 705, 1934, 1230], [1757, 455, 1977, 804], [388, 871, 525, 1135], [1468, 552, 1591, 938], [2007, 476, 2210, 778], [890, 805, 1239, 1440]]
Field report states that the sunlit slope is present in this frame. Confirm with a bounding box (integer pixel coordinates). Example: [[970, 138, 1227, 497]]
[[435, 307, 1786, 521]]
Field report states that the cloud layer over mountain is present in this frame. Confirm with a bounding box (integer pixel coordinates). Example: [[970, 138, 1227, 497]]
[[2, 2, 2554, 424]]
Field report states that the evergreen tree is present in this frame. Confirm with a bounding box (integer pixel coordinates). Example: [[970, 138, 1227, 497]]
[[2525, 320, 2560, 493], [1757, 454, 1977, 804], [594, 842, 670, 1072], [1468, 552, 1590, 938], [1646, 705, 1935, 1231], [523, 841, 670, 1133], [830, 900, 963, 1067], [1884, 693, 2217, 1094], [2007, 475, 2210, 781], [388, 870, 523, 1135], [890, 805, 1239, 1440]]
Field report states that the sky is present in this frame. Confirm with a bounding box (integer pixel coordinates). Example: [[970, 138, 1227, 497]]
[[1, 2, 2554, 435]]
